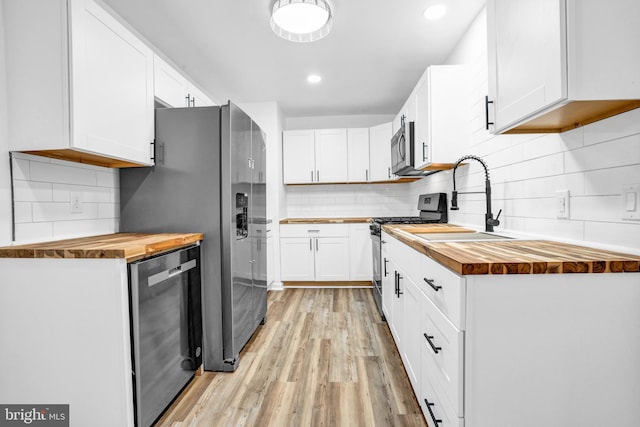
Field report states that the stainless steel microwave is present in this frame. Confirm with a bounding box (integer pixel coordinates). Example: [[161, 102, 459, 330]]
[[391, 119, 423, 176]]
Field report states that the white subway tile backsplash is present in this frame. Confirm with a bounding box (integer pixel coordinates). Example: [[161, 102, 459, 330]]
[[564, 134, 640, 174], [98, 203, 119, 219], [53, 219, 117, 239], [12, 180, 53, 202], [10, 154, 119, 243], [510, 153, 565, 181], [14, 222, 54, 243], [583, 108, 640, 147], [571, 195, 624, 223], [29, 161, 98, 186], [584, 164, 640, 196], [32, 202, 99, 222], [11, 158, 30, 181], [13, 202, 32, 223], [521, 173, 585, 198], [584, 221, 640, 252]]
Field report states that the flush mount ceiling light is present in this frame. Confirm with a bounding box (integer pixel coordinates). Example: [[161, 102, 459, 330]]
[[270, 0, 333, 43], [307, 74, 322, 83], [423, 4, 447, 21]]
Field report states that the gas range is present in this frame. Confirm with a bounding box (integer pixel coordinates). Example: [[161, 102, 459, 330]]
[[369, 193, 448, 320]]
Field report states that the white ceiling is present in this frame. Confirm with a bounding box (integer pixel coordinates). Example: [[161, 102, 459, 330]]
[[102, 0, 486, 117]]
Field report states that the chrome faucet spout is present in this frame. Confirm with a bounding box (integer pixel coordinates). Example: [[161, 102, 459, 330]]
[[451, 155, 500, 232]]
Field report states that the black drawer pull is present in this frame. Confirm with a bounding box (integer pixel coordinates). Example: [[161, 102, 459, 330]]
[[424, 333, 441, 354], [397, 273, 403, 297], [424, 277, 441, 292], [424, 398, 442, 425]]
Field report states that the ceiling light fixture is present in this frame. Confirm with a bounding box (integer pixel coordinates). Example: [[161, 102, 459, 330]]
[[423, 4, 447, 21], [270, 0, 333, 43], [307, 74, 322, 84]]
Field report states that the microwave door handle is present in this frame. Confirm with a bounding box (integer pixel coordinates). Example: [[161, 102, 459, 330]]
[[398, 134, 405, 160]]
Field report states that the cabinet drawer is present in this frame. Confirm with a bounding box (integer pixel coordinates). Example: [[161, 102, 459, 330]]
[[419, 255, 466, 330], [420, 362, 463, 427], [280, 223, 349, 238], [421, 294, 464, 418]]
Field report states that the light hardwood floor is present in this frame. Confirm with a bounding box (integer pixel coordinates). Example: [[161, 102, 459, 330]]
[[155, 288, 427, 427]]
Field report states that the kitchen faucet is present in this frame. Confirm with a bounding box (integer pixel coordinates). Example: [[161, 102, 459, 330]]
[[451, 155, 501, 232]]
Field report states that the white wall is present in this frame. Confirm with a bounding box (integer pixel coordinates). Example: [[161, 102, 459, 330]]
[[11, 153, 120, 243], [0, 2, 12, 246]]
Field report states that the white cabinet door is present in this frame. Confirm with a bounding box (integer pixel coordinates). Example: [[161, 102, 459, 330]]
[[487, 0, 566, 132], [348, 223, 372, 281], [390, 266, 405, 349], [314, 129, 348, 183], [70, 0, 154, 165], [381, 239, 394, 320], [153, 54, 190, 107], [280, 237, 315, 281], [283, 130, 316, 184], [413, 65, 469, 169], [402, 276, 423, 394], [315, 237, 350, 281], [347, 128, 370, 182], [369, 122, 393, 182], [188, 82, 215, 107]]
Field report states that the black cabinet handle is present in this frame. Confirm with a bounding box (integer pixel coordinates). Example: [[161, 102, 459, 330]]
[[424, 398, 442, 425], [397, 273, 403, 297], [422, 142, 428, 162], [424, 333, 441, 354], [384, 258, 388, 277], [424, 277, 441, 292], [394, 271, 398, 296], [485, 95, 494, 130]]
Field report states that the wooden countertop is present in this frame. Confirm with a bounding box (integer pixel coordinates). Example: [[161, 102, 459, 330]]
[[280, 217, 371, 224], [383, 225, 640, 275], [0, 233, 204, 263]]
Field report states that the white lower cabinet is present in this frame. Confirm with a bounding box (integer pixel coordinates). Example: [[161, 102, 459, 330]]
[[280, 223, 373, 282], [348, 223, 373, 281], [280, 224, 350, 281], [383, 232, 640, 427]]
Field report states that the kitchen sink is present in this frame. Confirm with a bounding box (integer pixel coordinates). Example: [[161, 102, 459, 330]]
[[414, 232, 514, 242]]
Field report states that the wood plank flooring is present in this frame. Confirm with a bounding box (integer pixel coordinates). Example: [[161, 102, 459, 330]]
[[155, 288, 427, 427]]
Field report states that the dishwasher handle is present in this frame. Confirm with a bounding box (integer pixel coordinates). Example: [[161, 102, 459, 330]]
[[148, 259, 197, 287]]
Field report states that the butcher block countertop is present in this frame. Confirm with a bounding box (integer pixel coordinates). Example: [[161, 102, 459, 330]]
[[0, 233, 203, 263], [383, 225, 640, 275], [280, 217, 371, 224]]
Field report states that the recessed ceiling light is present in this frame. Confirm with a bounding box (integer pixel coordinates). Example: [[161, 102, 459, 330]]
[[423, 4, 447, 21], [307, 74, 322, 84]]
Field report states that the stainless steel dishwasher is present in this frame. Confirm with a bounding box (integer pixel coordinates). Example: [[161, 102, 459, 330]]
[[128, 244, 202, 427]]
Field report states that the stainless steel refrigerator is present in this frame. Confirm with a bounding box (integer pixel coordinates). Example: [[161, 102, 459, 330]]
[[120, 102, 267, 373]]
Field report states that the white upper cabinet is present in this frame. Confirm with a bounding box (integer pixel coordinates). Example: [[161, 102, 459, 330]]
[[314, 129, 348, 183], [347, 128, 370, 182], [187, 83, 215, 107], [369, 122, 393, 182], [154, 54, 215, 108], [487, 0, 640, 134], [4, 0, 154, 167], [413, 65, 469, 170], [282, 130, 316, 184], [153, 54, 190, 107]]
